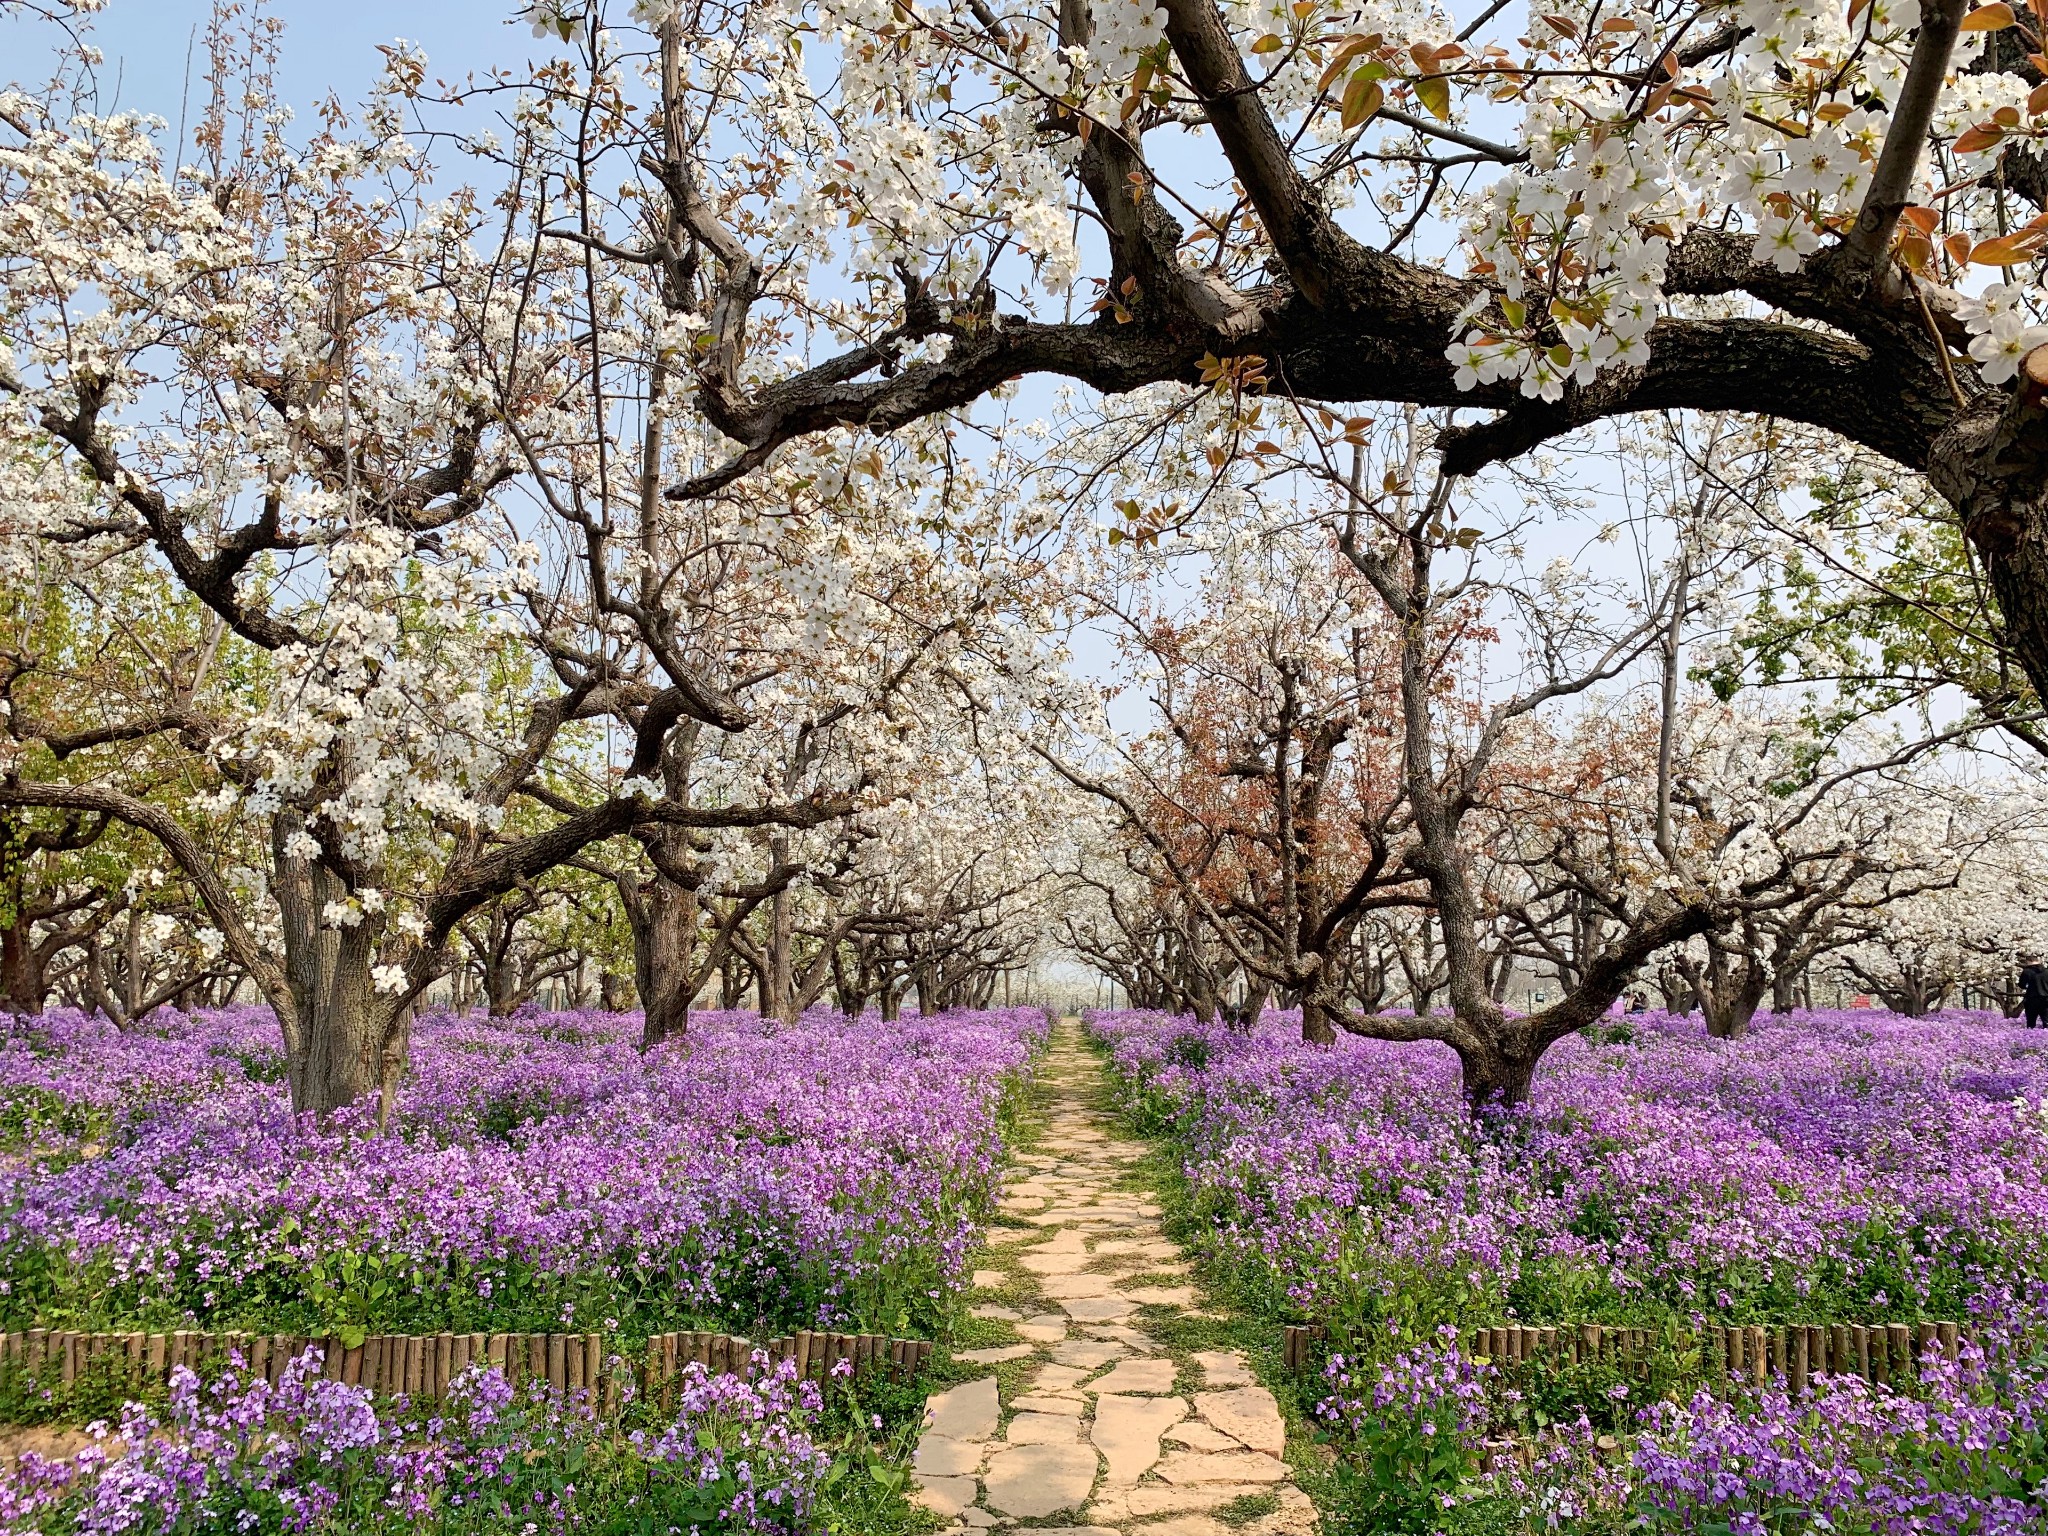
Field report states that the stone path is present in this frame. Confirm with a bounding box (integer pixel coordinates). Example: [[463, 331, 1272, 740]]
[[911, 1020, 1317, 1536]]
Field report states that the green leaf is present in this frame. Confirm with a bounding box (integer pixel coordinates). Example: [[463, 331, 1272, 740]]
[[1414, 74, 1452, 121]]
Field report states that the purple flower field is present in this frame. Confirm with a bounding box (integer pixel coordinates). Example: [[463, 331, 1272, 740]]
[[1093, 1006, 2048, 1333], [1094, 1006, 2048, 1533], [0, 1346, 836, 1536], [0, 1005, 1046, 1341]]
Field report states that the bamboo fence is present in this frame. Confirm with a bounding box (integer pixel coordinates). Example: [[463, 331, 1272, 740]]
[[0, 1326, 935, 1407], [1283, 1319, 1973, 1396]]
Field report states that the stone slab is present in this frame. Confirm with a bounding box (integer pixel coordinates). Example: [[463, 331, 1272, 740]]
[[1004, 1411, 1081, 1445], [1090, 1357, 1178, 1395], [1122, 1285, 1199, 1306], [1052, 1340, 1127, 1369], [1038, 1273, 1121, 1300], [1165, 1421, 1241, 1453], [1095, 1483, 1279, 1519], [1156, 1451, 1289, 1485], [1010, 1393, 1085, 1415], [912, 1436, 985, 1476], [1059, 1297, 1138, 1323], [956, 1344, 1035, 1365], [1020, 1251, 1092, 1276], [1192, 1350, 1255, 1388], [923, 1377, 1000, 1442], [1194, 1387, 1286, 1457], [1082, 1325, 1155, 1351], [1033, 1364, 1091, 1391], [1090, 1392, 1188, 1483], [910, 1474, 979, 1518], [981, 1442, 1099, 1518]]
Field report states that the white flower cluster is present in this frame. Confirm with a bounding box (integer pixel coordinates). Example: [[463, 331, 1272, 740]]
[[1452, 130, 1671, 400], [1444, 0, 1950, 400], [1955, 282, 2048, 384]]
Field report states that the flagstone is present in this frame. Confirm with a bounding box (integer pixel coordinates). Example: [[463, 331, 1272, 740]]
[[1097, 1483, 1279, 1518], [1193, 1388, 1286, 1457], [1033, 1363, 1092, 1392], [1082, 1325, 1156, 1351], [1006, 1411, 1084, 1444], [1039, 1273, 1122, 1301], [1164, 1421, 1242, 1452], [981, 1442, 1099, 1518], [1192, 1350, 1255, 1387], [1059, 1296, 1138, 1322], [1121, 1285, 1198, 1306], [1011, 1393, 1086, 1415], [913, 1436, 987, 1476], [957, 1343, 1036, 1364], [1156, 1452, 1289, 1485], [1089, 1393, 1187, 1483], [1089, 1357, 1179, 1395], [911, 1475, 980, 1518], [923, 1377, 1001, 1441], [1020, 1250, 1095, 1276]]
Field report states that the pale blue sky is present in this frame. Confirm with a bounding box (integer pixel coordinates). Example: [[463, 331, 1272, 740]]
[[11, 2, 535, 130]]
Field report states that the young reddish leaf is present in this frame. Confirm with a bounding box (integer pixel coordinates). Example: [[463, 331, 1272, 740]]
[[1955, 122, 2006, 153], [1944, 231, 1975, 266], [1969, 232, 2044, 264], [1341, 72, 1385, 129], [2028, 79, 2048, 114], [1315, 33, 1384, 91], [1960, 3, 2016, 28]]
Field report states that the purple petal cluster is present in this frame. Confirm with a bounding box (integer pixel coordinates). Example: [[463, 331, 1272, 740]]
[[1630, 1344, 2048, 1534], [0, 1006, 1046, 1337], [1090, 1006, 2048, 1330], [0, 1347, 833, 1534]]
